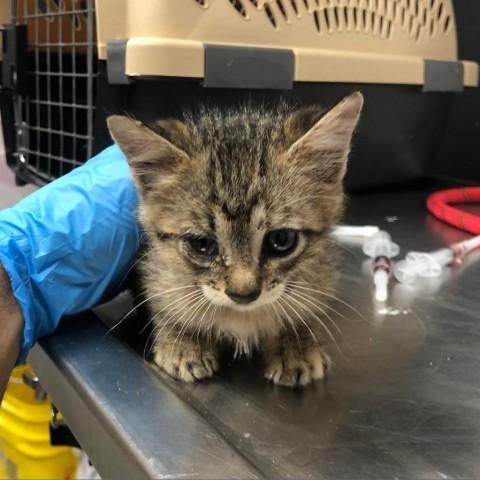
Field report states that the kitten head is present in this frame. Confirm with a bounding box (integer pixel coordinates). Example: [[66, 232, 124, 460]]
[[108, 93, 362, 333]]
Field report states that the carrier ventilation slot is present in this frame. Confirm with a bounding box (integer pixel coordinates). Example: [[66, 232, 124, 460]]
[[194, 0, 452, 39], [192, 0, 209, 7], [276, 0, 289, 22], [264, 3, 277, 27], [229, 0, 248, 17], [289, 0, 299, 16]]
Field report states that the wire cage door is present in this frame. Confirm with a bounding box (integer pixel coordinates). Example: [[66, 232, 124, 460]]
[[9, 0, 97, 184]]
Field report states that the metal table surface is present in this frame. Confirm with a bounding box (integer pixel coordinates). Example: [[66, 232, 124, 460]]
[[28, 182, 480, 479]]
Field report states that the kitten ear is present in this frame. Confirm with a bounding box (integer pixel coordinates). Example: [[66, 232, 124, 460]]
[[107, 115, 189, 194], [287, 92, 363, 185]]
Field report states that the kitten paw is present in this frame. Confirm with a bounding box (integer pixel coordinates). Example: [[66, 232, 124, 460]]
[[154, 346, 219, 383], [264, 347, 331, 388]]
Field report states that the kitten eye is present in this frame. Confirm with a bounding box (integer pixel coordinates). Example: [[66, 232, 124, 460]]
[[184, 235, 219, 260], [263, 229, 299, 257]]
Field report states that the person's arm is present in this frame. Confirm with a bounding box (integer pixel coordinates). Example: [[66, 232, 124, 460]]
[[0, 144, 141, 402], [0, 261, 23, 401]]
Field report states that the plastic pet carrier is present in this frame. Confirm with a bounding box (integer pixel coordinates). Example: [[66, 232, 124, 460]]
[[0, 0, 478, 189]]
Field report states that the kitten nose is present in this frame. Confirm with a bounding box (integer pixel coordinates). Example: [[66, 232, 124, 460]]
[[226, 289, 261, 304]]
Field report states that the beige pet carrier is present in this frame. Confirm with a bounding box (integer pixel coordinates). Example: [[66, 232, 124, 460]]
[[96, 0, 478, 89]]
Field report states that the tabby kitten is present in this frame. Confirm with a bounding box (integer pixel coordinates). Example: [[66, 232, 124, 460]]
[[107, 92, 363, 387]]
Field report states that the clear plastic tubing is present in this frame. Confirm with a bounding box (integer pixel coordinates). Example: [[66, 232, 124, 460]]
[[363, 231, 400, 302], [452, 235, 480, 260]]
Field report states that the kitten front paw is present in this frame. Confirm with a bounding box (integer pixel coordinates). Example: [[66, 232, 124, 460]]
[[154, 343, 219, 383], [265, 347, 331, 388]]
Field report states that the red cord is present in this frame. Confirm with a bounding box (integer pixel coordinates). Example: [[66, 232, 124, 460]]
[[427, 187, 480, 235]]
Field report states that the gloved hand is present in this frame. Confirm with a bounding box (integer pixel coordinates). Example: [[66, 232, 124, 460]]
[[0, 145, 141, 362]]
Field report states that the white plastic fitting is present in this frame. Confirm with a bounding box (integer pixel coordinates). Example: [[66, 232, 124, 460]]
[[393, 248, 454, 284], [363, 230, 400, 259], [331, 225, 380, 238]]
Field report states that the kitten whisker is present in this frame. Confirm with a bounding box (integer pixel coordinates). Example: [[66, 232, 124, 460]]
[[172, 296, 210, 355], [275, 297, 303, 354], [208, 304, 221, 345], [287, 291, 365, 355], [167, 296, 208, 360], [151, 293, 204, 340], [156, 293, 205, 353], [282, 291, 348, 360], [288, 290, 343, 335], [145, 292, 204, 359], [279, 295, 321, 351], [287, 280, 338, 292], [195, 293, 220, 345], [193, 300, 213, 347], [287, 285, 358, 357], [286, 282, 369, 324], [285, 287, 343, 334], [152, 291, 204, 331], [143, 290, 204, 358], [104, 284, 198, 339], [140, 289, 202, 334], [271, 300, 287, 334]]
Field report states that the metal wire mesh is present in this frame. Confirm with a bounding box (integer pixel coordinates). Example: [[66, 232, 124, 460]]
[[10, 0, 96, 183]]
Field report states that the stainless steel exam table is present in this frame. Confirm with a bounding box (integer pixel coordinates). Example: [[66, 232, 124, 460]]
[[29, 182, 480, 479]]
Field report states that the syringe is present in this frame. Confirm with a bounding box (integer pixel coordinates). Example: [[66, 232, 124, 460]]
[[363, 231, 400, 302], [394, 235, 480, 284]]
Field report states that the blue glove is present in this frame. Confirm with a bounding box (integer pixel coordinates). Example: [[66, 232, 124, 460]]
[[0, 144, 141, 362]]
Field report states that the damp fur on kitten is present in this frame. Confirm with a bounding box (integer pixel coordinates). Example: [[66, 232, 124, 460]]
[[108, 93, 363, 388]]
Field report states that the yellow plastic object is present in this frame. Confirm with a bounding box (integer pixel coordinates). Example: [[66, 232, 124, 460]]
[[0, 365, 77, 480]]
